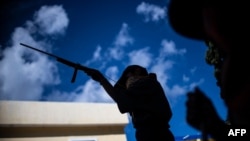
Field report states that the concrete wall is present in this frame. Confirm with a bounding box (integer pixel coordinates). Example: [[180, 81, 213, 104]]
[[0, 101, 129, 141]]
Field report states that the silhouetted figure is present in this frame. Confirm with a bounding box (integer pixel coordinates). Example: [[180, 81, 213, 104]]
[[167, 0, 250, 140], [83, 65, 175, 141]]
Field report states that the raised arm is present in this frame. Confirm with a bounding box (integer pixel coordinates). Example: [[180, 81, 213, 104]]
[[82, 67, 119, 102]]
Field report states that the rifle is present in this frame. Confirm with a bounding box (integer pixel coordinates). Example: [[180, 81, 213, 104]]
[[20, 43, 89, 83]]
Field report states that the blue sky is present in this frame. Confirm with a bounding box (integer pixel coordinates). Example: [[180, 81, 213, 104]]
[[0, 0, 227, 139]]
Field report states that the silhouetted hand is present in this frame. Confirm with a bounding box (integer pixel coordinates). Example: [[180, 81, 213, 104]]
[[186, 87, 223, 133], [83, 67, 105, 82]]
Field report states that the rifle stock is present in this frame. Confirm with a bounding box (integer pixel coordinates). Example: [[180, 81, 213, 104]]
[[20, 43, 89, 83]]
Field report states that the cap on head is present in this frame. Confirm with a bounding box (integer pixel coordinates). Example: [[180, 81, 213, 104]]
[[167, 0, 205, 40], [123, 65, 148, 76], [167, 0, 249, 41], [115, 65, 148, 87]]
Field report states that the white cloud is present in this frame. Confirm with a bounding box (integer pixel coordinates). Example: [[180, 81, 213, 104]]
[[105, 66, 119, 85], [74, 80, 113, 103], [168, 85, 187, 98], [34, 5, 69, 35], [0, 3, 205, 105], [0, 5, 69, 100], [114, 23, 134, 47], [46, 79, 113, 103], [46, 21, 203, 104], [189, 79, 204, 90], [45, 90, 77, 101], [77, 37, 194, 103], [109, 23, 134, 60], [47, 65, 118, 103], [128, 47, 152, 67], [183, 74, 190, 82], [81, 66, 118, 102], [147, 39, 203, 101], [85, 23, 134, 65], [81, 66, 119, 102], [164, 78, 204, 99], [150, 59, 174, 87], [85, 45, 103, 65], [70, 24, 134, 103], [190, 67, 197, 74], [161, 39, 186, 56], [136, 2, 166, 22], [69, 23, 135, 103], [93, 45, 102, 60]]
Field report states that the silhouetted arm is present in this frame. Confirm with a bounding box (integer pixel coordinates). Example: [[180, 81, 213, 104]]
[[99, 77, 120, 102], [82, 67, 123, 102], [186, 87, 229, 141]]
